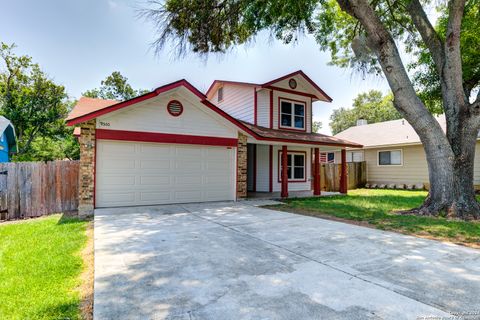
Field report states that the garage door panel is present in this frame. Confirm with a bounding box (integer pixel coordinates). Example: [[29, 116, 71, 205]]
[[140, 175, 171, 185], [96, 140, 235, 207], [98, 175, 136, 186]]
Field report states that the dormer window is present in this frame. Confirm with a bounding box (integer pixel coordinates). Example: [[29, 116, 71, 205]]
[[279, 99, 305, 130], [218, 87, 224, 102]]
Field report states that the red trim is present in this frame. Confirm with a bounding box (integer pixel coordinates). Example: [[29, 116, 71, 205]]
[[254, 88, 258, 125], [340, 149, 348, 194], [68, 79, 361, 148], [277, 150, 308, 183], [253, 144, 257, 192], [281, 146, 289, 198], [313, 147, 321, 195], [269, 145, 273, 192], [265, 86, 317, 99], [277, 97, 307, 132], [167, 100, 184, 117], [67, 79, 204, 126], [261, 70, 333, 102], [96, 129, 238, 147], [269, 90, 273, 129]]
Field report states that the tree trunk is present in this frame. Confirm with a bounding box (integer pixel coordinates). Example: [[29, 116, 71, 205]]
[[415, 120, 480, 220]]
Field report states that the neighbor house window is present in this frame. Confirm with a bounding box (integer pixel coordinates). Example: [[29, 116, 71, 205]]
[[280, 99, 305, 130], [346, 151, 364, 162], [279, 152, 306, 181], [378, 150, 402, 166], [218, 87, 224, 102]]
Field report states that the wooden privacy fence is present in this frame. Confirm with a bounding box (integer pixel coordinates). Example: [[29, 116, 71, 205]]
[[320, 161, 366, 192], [0, 161, 79, 221]]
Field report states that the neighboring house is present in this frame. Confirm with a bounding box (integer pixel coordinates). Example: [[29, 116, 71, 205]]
[[0, 116, 17, 163], [67, 70, 361, 214], [335, 115, 480, 188]]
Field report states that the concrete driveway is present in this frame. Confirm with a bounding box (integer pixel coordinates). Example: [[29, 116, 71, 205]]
[[94, 201, 480, 320]]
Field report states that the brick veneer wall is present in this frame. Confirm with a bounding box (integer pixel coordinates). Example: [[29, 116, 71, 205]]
[[237, 133, 248, 198], [78, 120, 96, 215]]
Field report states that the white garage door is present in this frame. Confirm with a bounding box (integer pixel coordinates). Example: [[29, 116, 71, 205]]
[[96, 140, 236, 207]]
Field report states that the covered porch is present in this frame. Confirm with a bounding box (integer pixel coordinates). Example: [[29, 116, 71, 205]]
[[239, 122, 361, 200]]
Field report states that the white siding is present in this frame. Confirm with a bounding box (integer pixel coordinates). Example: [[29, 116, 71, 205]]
[[215, 84, 254, 123], [96, 93, 237, 138], [255, 144, 270, 192], [256, 89, 270, 127]]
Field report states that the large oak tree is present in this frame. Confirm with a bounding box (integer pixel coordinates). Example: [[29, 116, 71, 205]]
[[142, 0, 480, 219]]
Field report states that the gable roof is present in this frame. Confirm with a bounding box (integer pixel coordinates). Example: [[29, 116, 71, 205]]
[[334, 115, 447, 148], [67, 78, 360, 148], [205, 70, 332, 102], [67, 97, 118, 122], [0, 116, 17, 153]]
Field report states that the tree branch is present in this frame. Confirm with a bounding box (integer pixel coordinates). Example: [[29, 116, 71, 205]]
[[336, 0, 449, 150], [406, 0, 445, 76]]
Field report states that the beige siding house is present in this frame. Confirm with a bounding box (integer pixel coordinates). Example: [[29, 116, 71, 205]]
[[335, 116, 480, 188]]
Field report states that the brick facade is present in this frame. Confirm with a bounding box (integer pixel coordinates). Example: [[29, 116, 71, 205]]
[[78, 120, 96, 215], [237, 132, 248, 198]]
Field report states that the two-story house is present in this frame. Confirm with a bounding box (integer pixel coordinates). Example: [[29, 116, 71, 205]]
[[68, 70, 361, 214]]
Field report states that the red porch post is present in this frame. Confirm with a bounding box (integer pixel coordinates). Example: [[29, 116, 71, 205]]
[[281, 145, 289, 198], [340, 148, 348, 194], [313, 147, 321, 195]]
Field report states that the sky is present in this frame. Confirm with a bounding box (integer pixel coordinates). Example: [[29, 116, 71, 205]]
[[0, 0, 391, 135]]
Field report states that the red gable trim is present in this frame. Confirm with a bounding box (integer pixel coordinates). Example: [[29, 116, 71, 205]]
[[262, 70, 332, 102], [96, 129, 238, 147], [67, 79, 204, 126]]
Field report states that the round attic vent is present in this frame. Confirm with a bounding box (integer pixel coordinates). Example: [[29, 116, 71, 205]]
[[167, 100, 183, 117], [288, 78, 297, 89]]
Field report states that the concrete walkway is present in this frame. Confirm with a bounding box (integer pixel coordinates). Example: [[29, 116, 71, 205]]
[[94, 201, 480, 320]]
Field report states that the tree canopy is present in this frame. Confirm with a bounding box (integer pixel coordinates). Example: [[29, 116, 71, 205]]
[[330, 90, 400, 134], [83, 71, 148, 101], [0, 42, 78, 161]]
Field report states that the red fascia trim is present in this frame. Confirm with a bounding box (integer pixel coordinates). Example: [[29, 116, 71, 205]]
[[254, 88, 258, 126], [269, 90, 273, 129], [96, 129, 238, 147], [277, 97, 307, 132], [262, 70, 333, 102], [67, 79, 205, 126], [277, 150, 308, 183], [265, 86, 317, 100], [269, 145, 273, 192]]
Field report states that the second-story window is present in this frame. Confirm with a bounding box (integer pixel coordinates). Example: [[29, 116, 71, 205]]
[[280, 99, 305, 130], [218, 87, 224, 102]]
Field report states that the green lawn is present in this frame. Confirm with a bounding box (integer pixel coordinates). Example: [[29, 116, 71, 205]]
[[0, 215, 88, 320], [270, 189, 480, 246]]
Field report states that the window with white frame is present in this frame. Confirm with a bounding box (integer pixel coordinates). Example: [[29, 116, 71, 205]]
[[217, 87, 224, 102], [346, 151, 364, 162], [280, 99, 305, 130], [378, 150, 402, 165], [279, 152, 306, 181]]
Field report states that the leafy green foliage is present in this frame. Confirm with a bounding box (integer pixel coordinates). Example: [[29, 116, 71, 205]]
[[83, 71, 148, 101], [0, 215, 88, 319], [272, 189, 480, 245], [312, 121, 322, 133], [329, 90, 401, 134], [409, 0, 480, 108], [0, 42, 78, 160]]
